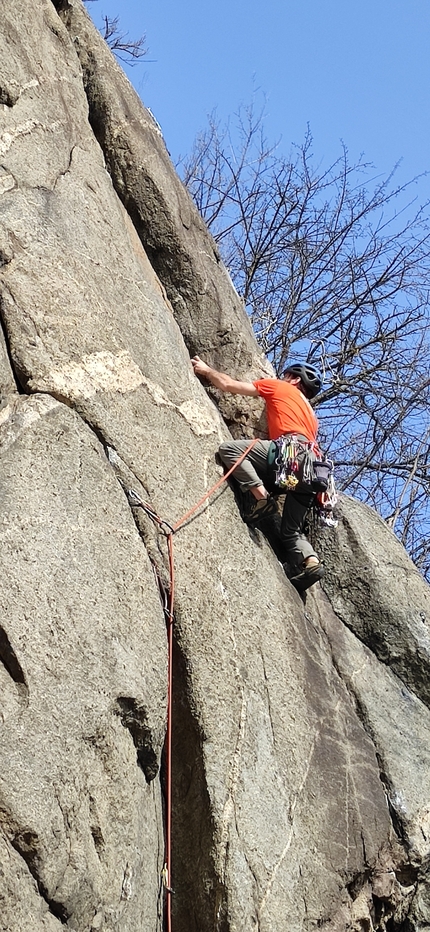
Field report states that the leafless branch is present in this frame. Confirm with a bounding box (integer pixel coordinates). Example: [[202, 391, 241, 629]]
[[101, 15, 147, 64], [83, 3, 148, 64]]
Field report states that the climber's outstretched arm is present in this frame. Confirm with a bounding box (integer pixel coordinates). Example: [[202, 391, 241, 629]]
[[191, 356, 259, 397]]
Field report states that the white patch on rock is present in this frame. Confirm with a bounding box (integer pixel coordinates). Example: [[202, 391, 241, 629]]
[[0, 119, 64, 156], [0, 121, 39, 156], [0, 405, 11, 428], [36, 354, 220, 433], [0, 395, 61, 451], [140, 376, 175, 408], [178, 399, 218, 435], [131, 377, 218, 435], [120, 862, 133, 901], [19, 79, 40, 95], [0, 173, 15, 195], [389, 790, 407, 815], [146, 107, 164, 138], [20, 399, 57, 430], [43, 351, 144, 400]]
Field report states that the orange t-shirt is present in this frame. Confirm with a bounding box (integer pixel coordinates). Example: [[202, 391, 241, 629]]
[[254, 378, 318, 442]]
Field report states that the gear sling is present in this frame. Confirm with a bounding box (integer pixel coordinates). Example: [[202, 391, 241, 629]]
[[268, 433, 334, 494]]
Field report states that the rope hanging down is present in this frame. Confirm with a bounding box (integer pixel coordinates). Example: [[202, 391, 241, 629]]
[[125, 438, 258, 932]]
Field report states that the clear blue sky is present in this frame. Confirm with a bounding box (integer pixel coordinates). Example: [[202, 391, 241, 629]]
[[88, 0, 429, 194]]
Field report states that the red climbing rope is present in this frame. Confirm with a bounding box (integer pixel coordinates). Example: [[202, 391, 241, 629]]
[[165, 532, 175, 932], [172, 438, 258, 532], [128, 437, 258, 931]]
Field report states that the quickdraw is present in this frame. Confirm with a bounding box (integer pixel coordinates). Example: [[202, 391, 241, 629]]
[[315, 471, 338, 527], [273, 435, 302, 489]]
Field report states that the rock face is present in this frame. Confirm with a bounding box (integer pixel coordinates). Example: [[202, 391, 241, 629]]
[[0, 3, 429, 931]]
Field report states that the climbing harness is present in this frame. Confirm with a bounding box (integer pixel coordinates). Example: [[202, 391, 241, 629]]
[[270, 433, 338, 532], [122, 438, 258, 932], [271, 434, 334, 494]]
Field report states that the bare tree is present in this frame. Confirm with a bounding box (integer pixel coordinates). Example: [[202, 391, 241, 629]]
[[83, 2, 148, 65], [179, 105, 430, 577], [101, 15, 147, 64]]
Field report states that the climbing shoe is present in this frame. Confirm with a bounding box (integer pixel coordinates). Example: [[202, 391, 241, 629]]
[[245, 495, 278, 525], [288, 559, 324, 593]]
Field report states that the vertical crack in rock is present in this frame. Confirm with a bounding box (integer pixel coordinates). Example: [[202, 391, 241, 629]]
[[97, 440, 226, 927], [0, 293, 23, 395], [2, 817, 69, 925], [0, 626, 28, 691], [88, 793, 105, 858], [260, 650, 277, 748], [170, 636, 229, 932], [103, 444, 229, 929], [114, 696, 159, 784], [373, 750, 416, 856], [52, 144, 76, 189]]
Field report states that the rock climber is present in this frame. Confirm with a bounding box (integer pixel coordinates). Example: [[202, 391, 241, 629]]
[[191, 355, 325, 590]]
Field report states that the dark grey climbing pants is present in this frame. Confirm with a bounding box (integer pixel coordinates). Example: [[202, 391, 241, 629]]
[[218, 438, 318, 567], [218, 439, 272, 490]]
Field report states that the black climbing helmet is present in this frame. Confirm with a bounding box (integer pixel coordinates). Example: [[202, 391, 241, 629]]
[[283, 362, 323, 398]]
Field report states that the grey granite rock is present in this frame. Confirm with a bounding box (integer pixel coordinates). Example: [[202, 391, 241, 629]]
[[0, 395, 167, 931], [309, 584, 430, 929], [54, 0, 272, 438], [0, 2, 429, 930], [315, 493, 430, 708]]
